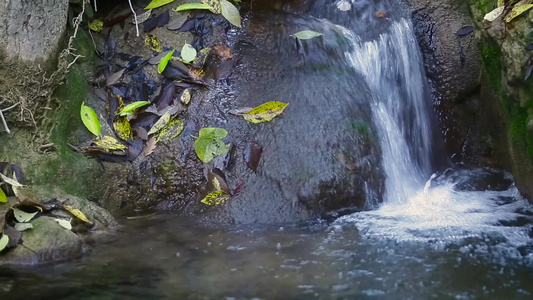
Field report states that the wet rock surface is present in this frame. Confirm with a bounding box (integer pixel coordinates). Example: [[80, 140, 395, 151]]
[[93, 0, 384, 223]]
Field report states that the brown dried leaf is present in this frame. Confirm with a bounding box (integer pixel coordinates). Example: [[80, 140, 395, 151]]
[[214, 44, 233, 61], [144, 136, 157, 156]]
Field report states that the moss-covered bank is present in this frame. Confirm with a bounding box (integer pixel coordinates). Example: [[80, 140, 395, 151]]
[[470, 1, 533, 200]]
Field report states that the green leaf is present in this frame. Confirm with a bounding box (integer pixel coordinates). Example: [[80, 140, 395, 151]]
[[145, 0, 175, 9], [200, 190, 230, 205], [0, 188, 6, 203], [118, 101, 151, 116], [174, 3, 215, 12], [181, 44, 197, 63], [194, 128, 230, 163], [158, 49, 175, 74], [0, 235, 9, 252], [157, 120, 185, 142], [240, 101, 289, 123], [12, 207, 38, 223], [148, 112, 171, 135], [80, 102, 101, 137], [93, 135, 127, 151], [89, 19, 103, 32], [291, 30, 322, 40], [220, 0, 242, 28], [14, 222, 33, 232], [506, 4, 533, 23]]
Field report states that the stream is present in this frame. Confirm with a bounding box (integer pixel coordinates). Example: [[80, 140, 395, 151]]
[[2, 0, 533, 298]]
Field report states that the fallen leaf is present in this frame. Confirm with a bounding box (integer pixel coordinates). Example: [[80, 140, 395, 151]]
[[180, 89, 191, 105], [11, 207, 38, 223], [209, 168, 231, 194], [214, 44, 233, 60], [148, 50, 173, 65], [157, 120, 185, 142], [144, 136, 157, 156], [525, 64, 533, 81], [80, 102, 101, 137], [200, 190, 230, 205], [228, 107, 252, 116], [202, 0, 222, 14], [106, 68, 126, 86], [291, 30, 322, 40], [506, 3, 533, 23], [0, 173, 27, 188], [56, 218, 72, 230], [148, 112, 171, 135], [14, 222, 33, 232], [484, 6, 505, 22], [93, 135, 127, 151], [181, 43, 197, 63], [220, 0, 242, 28], [240, 101, 289, 123], [0, 188, 6, 203], [456, 26, 474, 37], [144, 10, 170, 32], [145, 0, 174, 9], [63, 205, 92, 223], [244, 141, 263, 172], [89, 19, 104, 32], [0, 235, 9, 252], [375, 11, 388, 18], [336, 0, 351, 11], [194, 128, 230, 163], [118, 101, 151, 116], [158, 49, 175, 74], [113, 117, 133, 140], [145, 34, 163, 52], [174, 3, 215, 13], [193, 47, 212, 68], [133, 9, 152, 24], [167, 14, 188, 30]]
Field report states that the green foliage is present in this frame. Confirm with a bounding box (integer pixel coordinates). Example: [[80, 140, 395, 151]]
[[0, 188, 6, 203], [145, 0, 175, 9], [181, 44, 197, 63], [80, 102, 101, 137], [291, 30, 322, 40], [194, 128, 230, 163], [0, 235, 8, 252], [174, 3, 215, 12], [158, 49, 175, 74], [240, 101, 289, 123], [118, 101, 151, 116]]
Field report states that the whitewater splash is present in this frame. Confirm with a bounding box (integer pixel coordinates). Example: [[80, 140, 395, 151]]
[[335, 18, 533, 250]]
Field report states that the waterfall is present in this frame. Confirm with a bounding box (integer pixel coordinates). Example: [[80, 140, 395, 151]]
[[343, 19, 434, 204]]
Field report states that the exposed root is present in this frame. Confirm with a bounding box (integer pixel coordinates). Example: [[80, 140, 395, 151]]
[[0, 0, 89, 143]]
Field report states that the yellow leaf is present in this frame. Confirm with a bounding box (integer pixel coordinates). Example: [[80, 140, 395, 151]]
[[148, 112, 171, 135], [93, 135, 127, 151], [145, 0, 175, 9], [89, 19, 103, 32], [498, 0, 507, 7], [113, 117, 133, 140], [63, 205, 92, 223], [506, 3, 533, 23], [202, 0, 222, 14], [145, 35, 162, 52], [157, 120, 184, 142], [241, 101, 289, 123], [0, 188, 6, 203], [200, 190, 230, 205]]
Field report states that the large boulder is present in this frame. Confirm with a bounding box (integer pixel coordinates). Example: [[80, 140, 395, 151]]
[[0, 0, 69, 63]]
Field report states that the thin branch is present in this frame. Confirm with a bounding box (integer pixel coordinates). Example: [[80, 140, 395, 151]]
[[1, 102, 20, 112], [94, 0, 97, 12], [128, 0, 140, 37], [0, 109, 11, 134]]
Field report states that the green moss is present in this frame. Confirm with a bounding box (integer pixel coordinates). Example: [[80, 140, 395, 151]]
[[479, 39, 502, 92], [475, 0, 496, 15], [508, 101, 533, 158]]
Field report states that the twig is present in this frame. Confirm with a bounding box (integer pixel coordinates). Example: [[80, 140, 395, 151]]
[[1, 102, 20, 112], [0, 109, 11, 134], [94, 0, 97, 12], [128, 0, 140, 37]]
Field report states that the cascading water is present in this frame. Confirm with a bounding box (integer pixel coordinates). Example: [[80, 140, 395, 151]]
[[333, 3, 533, 250]]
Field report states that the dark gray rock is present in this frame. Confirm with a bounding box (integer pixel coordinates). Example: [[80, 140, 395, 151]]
[[0, 0, 69, 63]]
